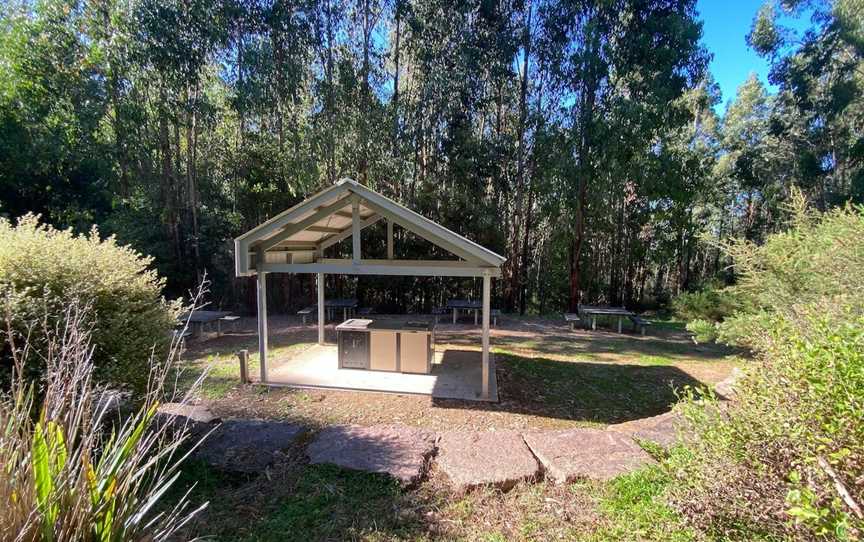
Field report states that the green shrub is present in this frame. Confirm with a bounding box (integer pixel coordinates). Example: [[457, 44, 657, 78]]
[[715, 192, 864, 347], [684, 319, 716, 343], [671, 281, 741, 324], [0, 214, 180, 391], [668, 195, 864, 540]]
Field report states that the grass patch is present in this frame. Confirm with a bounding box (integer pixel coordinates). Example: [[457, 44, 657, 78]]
[[589, 467, 694, 542], [638, 355, 675, 366], [179, 342, 314, 399], [239, 464, 425, 542], [498, 353, 703, 424]]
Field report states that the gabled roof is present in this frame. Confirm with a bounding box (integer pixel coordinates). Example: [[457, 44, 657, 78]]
[[234, 178, 505, 276]]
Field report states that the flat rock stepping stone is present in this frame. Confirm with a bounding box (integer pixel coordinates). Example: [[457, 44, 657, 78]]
[[155, 402, 221, 440], [307, 424, 437, 486], [523, 428, 655, 483], [157, 402, 220, 424], [196, 419, 304, 473], [715, 367, 743, 399], [437, 430, 540, 492], [609, 411, 687, 448]]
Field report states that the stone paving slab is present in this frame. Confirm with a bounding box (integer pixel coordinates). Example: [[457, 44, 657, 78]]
[[523, 428, 655, 483], [157, 402, 220, 424], [437, 430, 540, 492], [307, 424, 437, 486], [155, 402, 221, 440], [715, 367, 743, 399], [196, 419, 304, 473], [609, 410, 686, 448]]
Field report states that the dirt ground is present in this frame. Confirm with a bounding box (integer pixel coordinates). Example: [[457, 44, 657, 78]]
[[180, 314, 739, 431]]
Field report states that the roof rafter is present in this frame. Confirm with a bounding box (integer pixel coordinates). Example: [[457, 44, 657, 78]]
[[235, 178, 505, 276], [253, 194, 354, 252]]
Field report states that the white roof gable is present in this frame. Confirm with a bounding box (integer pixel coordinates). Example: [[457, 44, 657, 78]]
[[234, 178, 505, 276]]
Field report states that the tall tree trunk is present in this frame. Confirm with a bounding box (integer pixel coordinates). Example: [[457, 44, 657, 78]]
[[325, 0, 337, 183], [237, 19, 246, 146], [158, 88, 181, 267], [504, 0, 533, 312], [519, 182, 535, 315], [358, 0, 374, 184], [391, 0, 401, 159], [187, 84, 202, 285]]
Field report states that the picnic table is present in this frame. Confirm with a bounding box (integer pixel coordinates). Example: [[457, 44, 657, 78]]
[[180, 310, 232, 337], [579, 305, 635, 334], [326, 298, 359, 322], [446, 299, 482, 325]]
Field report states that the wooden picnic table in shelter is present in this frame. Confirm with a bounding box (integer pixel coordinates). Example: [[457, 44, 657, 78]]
[[579, 305, 635, 333], [446, 299, 483, 325], [325, 298, 359, 321]]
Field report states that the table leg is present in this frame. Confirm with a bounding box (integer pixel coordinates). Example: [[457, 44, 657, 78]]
[[453, 308, 457, 324], [343, 308, 348, 321], [474, 309, 478, 326], [617, 316, 622, 334], [591, 316, 596, 331], [217, 319, 222, 337]]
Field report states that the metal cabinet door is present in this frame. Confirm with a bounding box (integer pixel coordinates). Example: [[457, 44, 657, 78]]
[[339, 331, 369, 369]]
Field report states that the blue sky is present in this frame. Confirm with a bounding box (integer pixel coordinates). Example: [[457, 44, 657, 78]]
[[696, 0, 810, 113]]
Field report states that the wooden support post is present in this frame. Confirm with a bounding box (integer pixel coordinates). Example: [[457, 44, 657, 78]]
[[256, 264, 268, 383], [386, 220, 394, 259], [317, 272, 325, 345], [238, 349, 249, 383], [481, 274, 491, 400], [352, 198, 361, 264]]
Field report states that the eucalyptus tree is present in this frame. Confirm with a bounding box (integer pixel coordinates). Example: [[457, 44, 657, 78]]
[[749, 0, 864, 208], [544, 0, 707, 309]]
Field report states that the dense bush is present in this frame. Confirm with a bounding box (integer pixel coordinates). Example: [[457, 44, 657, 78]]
[[669, 196, 864, 540], [671, 280, 741, 324], [0, 214, 180, 391]]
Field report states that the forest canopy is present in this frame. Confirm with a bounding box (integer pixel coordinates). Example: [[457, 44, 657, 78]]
[[0, 0, 861, 313]]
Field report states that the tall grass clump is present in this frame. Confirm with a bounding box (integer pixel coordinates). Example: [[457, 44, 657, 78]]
[[669, 193, 864, 540], [0, 214, 181, 392], [0, 299, 207, 541]]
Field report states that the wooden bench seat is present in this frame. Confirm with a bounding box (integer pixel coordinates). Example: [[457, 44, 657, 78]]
[[217, 315, 241, 335], [629, 315, 652, 336], [564, 313, 581, 331], [298, 305, 317, 325], [171, 328, 192, 347]]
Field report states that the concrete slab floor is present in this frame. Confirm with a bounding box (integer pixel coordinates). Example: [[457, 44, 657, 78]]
[[263, 344, 498, 402]]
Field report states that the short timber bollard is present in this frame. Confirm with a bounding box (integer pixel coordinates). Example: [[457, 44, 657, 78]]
[[238, 349, 249, 384]]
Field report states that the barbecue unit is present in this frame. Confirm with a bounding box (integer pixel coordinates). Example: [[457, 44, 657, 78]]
[[335, 319, 434, 374]]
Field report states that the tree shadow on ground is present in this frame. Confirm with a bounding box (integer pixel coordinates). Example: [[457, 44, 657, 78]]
[[438, 323, 739, 364], [433, 352, 709, 425]]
